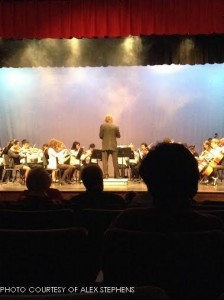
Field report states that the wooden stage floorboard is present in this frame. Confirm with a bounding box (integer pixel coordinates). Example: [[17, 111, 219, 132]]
[[1, 178, 224, 203]]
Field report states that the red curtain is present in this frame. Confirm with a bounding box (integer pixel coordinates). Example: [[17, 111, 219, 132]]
[[0, 0, 224, 38]]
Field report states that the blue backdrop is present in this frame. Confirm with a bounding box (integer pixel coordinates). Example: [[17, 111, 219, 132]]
[[0, 64, 224, 153]]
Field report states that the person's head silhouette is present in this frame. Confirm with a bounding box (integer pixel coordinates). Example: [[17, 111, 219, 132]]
[[81, 164, 104, 192], [26, 167, 51, 193], [139, 142, 199, 210]]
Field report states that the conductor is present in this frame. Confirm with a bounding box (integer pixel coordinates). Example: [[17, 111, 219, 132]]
[[99, 114, 121, 178]]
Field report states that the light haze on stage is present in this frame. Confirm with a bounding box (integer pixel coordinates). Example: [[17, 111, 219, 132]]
[[0, 64, 224, 151]]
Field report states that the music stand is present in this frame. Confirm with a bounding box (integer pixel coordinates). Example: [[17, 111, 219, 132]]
[[91, 149, 102, 164], [118, 147, 131, 178]]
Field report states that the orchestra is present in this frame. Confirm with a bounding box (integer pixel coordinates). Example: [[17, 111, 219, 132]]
[[1, 134, 224, 186]]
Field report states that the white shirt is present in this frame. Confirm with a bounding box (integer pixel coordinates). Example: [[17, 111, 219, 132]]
[[47, 147, 59, 169], [70, 149, 81, 166]]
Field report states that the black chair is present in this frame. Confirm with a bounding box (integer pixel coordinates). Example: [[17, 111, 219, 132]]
[[78, 208, 123, 231], [0, 209, 76, 229], [195, 209, 224, 222], [76, 208, 123, 244], [1, 154, 22, 183], [200, 200, 224, 207], [75, 209, 123, 272], [0, 227, 97, 286], [103, 228, 224, 300]]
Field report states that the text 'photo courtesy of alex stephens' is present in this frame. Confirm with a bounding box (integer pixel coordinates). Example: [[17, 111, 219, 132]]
[[0, 286, 135, 295]]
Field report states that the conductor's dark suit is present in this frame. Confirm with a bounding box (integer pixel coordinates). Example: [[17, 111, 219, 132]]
[[99, 122, 120, 178]]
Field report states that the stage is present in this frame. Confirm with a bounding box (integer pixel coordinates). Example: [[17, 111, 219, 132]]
[[1, 178, 224, 203]]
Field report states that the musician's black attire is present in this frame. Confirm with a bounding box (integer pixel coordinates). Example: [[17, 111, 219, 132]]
[[99, 122, 120, 178]]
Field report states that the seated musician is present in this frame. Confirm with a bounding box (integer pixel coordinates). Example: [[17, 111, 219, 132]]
[[128, 143, 139, 180], [47, 138, 75, 185], [8, 139, 31, 183], [198, 140, 213, 182], [20, 139, 42, 166], [200, 140, 212, 157], [210, 138, 224, 184], [21, 139, 30, 149], [70, 141, 84, 181], [199, 138, 224, 185], [1, 139, 17, 155], [80, 143, 97, 165], [70, 141, 83, 164], [41, 143, 49, 168], [19, 139, 31, 164], [132, 142, 149, 181]]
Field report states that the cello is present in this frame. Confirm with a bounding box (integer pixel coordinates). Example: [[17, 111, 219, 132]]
[[198, 140, 212, 174], [201, 139, 224, 177]]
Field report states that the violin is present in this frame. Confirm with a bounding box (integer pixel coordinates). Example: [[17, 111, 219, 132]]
[[57, 148, 71, 164], [19, 146, 41, 157], [10, 144, 25, 156], [12, 146, 21, 154]]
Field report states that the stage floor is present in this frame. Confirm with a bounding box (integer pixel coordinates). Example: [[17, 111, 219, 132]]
[[1, 178, 224, 203]]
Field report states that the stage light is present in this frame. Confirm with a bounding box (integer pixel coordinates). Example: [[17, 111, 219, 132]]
[[123, 36, 135, 51], [69, 38, 80, 54], [120, 36, 142, 65]]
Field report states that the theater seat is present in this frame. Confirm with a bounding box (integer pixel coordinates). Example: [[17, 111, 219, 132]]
[[102, 228, 224, 300], [75, 208, 123, 272], [0, 209, 76, 229], [0, 227, 97, 287]]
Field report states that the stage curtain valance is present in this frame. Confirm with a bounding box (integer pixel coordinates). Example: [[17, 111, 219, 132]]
[[1, 35, 224, 67], [0, 0, 224, 39]]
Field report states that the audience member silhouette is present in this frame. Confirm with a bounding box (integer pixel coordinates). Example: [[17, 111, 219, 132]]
[[68, 164, 125, 210], [111, 142, 223, 231], [126, 191, 154, 208], [18, 167, 63, 209]]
